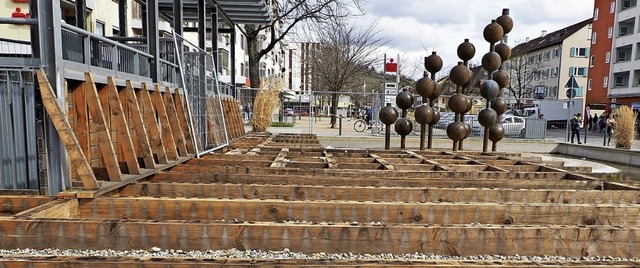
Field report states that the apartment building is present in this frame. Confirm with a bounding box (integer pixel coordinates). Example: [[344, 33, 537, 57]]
[[510, 19, 592, 103], [607, 0, 640, 110], [588, 0, 617, 114]]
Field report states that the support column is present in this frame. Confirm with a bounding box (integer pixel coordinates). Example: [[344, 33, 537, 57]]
[[211, 7, 218, 68], [147, 0, 160, 81], [118, 0, 127, 36], [37, 0, 67, 194], [75, 0, 86, 29], [173, 0, 183, 36], [230, 29, 236, 98]]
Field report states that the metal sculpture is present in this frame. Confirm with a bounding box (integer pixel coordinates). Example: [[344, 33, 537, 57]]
[[447, 37, 475, 151], [424, 52, 443, 149], [415, 76, 436, 150], [379, 104, 398, 150], [395, 90, 414, 149], [478, 9, 513, 152]]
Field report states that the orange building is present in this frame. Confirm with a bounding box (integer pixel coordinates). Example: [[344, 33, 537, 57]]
[[587, 0, 616, 115]]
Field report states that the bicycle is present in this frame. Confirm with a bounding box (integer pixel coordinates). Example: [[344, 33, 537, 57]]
[[353, 119, 369, 132]]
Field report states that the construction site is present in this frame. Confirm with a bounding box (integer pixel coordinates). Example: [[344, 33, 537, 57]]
[[2, 0, 640, 267]]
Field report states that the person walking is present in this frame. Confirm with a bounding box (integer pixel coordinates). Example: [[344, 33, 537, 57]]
[[587, 114, 593, 130], [606, 113, 616, 146], [570, 113, 582, 144], [592, 113, 599, 131]]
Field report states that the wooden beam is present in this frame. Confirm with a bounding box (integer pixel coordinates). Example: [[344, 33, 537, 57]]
[[35, 70, 99, 190], [16, 199, 79, 219], [369, 153, 396, 170], [151, 85, 178, 160], [269, 148, 289, 168], [107, 77, 140, 175], [120, 182, 640, 205], [151, 172, 599, 190], [403, 150, 450, 171], [173, 88, 196, 154], [323, 151, 338, 169], [1, 218, 640, 258], [163, 87, 188, 156], [137, 83, 168, 164], [84, 72, 122, 182], [125, 81, 155, 169]]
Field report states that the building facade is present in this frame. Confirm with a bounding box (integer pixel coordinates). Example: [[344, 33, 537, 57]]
[[509, 19, 592, 107], [607, 0, 640, 110], [588, 0, 617, 114]]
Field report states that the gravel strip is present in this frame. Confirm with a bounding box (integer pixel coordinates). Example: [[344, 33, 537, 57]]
[[0, 248, 635, 262]]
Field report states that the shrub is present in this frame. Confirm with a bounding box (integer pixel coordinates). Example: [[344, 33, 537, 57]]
[[612, 106, 636, 149], [250, 76, 283, 132]]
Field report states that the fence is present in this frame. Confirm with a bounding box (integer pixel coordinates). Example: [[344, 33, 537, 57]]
[[174, 33, 228, 155], [0, 69, 38, 191]]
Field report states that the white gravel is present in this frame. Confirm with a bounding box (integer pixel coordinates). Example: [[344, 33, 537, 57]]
[[0, 248, 635, 262]]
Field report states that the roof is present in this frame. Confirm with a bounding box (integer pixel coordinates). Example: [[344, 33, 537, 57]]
[[158, 0, 272, 25], [511, 18, 592, 56]]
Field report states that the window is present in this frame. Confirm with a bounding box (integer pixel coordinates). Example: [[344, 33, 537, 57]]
[[603, 76, 608, 88], [588, 78, 593, 90], [570, 47, 589, 57], [592, 32, 597, 44], [544, 50, 551, 60], [527, 56, 535, 64], [608, 27, 613, 38], [594, 7, 599, 20], [217, 48, 229, 75], [551, 67, 559, 77], [537, 53, 542, 63], [590, 55, 595, 67], [620, 26, 630, 36], [606, 51, 611, 63], [611, 1, 616, 13], [552, 48, 560, 58], [542, 69, 549, 79], [618, 51, 628, 61], [615, 76, 624, 87], [240, 63, 244, 76], [534, 71, 541, 80], [96, 20, 105, 36], [549, 86, 558, 97], [570, 67, 588, 77]]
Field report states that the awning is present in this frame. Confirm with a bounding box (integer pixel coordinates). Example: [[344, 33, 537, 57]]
[[158, 0, 272, 25]]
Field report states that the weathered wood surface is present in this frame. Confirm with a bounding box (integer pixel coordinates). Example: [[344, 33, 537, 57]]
[[0, 196, 54, 216], [149, 171, 599, 190], [74, 197, 640, 226], [119, 182, 640, 205], [1, 219, 640, 258]]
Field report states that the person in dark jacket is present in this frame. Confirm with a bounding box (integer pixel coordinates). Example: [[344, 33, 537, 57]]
[[570, 113, 582, 144]]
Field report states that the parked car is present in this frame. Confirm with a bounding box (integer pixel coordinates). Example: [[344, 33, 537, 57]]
[[471, 115, 526, 137], [435, 112, 454, 129], [284, 108, 294, 115]]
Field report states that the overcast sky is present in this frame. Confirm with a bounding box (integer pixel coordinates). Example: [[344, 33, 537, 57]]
[[353, 0, 594, 78]]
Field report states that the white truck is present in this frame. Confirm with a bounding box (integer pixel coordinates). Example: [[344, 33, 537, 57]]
[[522, 99, 584, 123]]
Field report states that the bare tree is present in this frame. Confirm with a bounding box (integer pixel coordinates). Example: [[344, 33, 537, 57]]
[[310, 19, 390, 128], [507, 51, 544, 109], [239, 0, 364, 91]]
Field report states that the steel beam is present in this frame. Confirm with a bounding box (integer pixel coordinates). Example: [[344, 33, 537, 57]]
[[147, 0, 160, 81], [118, 0, 127, 36]]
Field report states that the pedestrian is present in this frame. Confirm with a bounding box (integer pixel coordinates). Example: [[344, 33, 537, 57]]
[[592, 113, 599, 131], [244, 102, 252, 121], [587, 114, 593, 130], [606, 113, 616, 146], [598, 114, 606, 133], [570, 113, 582, 144]]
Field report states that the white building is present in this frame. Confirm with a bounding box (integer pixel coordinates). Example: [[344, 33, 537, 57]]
[[608, 0, 640, 99]]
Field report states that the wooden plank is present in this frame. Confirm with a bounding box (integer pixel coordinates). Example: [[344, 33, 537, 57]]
[[151, 85, 178, 160], [125, 81, 155, 169], [107, 77, 140, 175], [1, 219, 640, 258], [369, 153, 396, 170], [76, 197, 640, 226], [163, 87, 188, 156], [72, 81, 90, 179], [84, 72, 122, 182], [137, 83, 168, 164], [150, 172, 598, 190], [35, 70, 100, 190], [403, 150, 450, 171], [120, 182, 640, 205], [173, 88, 196, 154], [444, 152, 510, 172], [16, 199, 79, 219], [269, 148, 289, 168], [324, 151, 338, 169]]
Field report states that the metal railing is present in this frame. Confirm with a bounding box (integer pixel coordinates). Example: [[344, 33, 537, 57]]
[[60, 23, 153, 77]]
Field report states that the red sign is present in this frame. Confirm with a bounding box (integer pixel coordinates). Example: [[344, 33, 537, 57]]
[[11, 7, 27, 18], [13, 0, 29, 3], [384, 58, 397, 73]]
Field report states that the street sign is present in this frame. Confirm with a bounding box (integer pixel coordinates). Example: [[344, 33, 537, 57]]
[[565, 75, 579, 88], [565, 88, 577, 99]]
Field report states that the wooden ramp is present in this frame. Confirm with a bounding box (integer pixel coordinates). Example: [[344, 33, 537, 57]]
[[4, 133, 640, 267]]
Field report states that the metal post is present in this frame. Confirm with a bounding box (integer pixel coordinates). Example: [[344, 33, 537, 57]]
[[75, 0, 86, 29], [119, 0, 127, 36], [147, 0, 160, 81], [339, 115, 343, 136], [211, 7, 218, 68], [230, 29, 236, 98], [37, 0, 67, 194], [173, 0, 183, 36]]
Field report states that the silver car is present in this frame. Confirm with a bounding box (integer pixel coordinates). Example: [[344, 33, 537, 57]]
[[471, 115, 526, 137]]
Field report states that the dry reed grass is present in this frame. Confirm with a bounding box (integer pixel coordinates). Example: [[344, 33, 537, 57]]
[[612, 105, 637, 149], [250, 76, 283, 132]]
